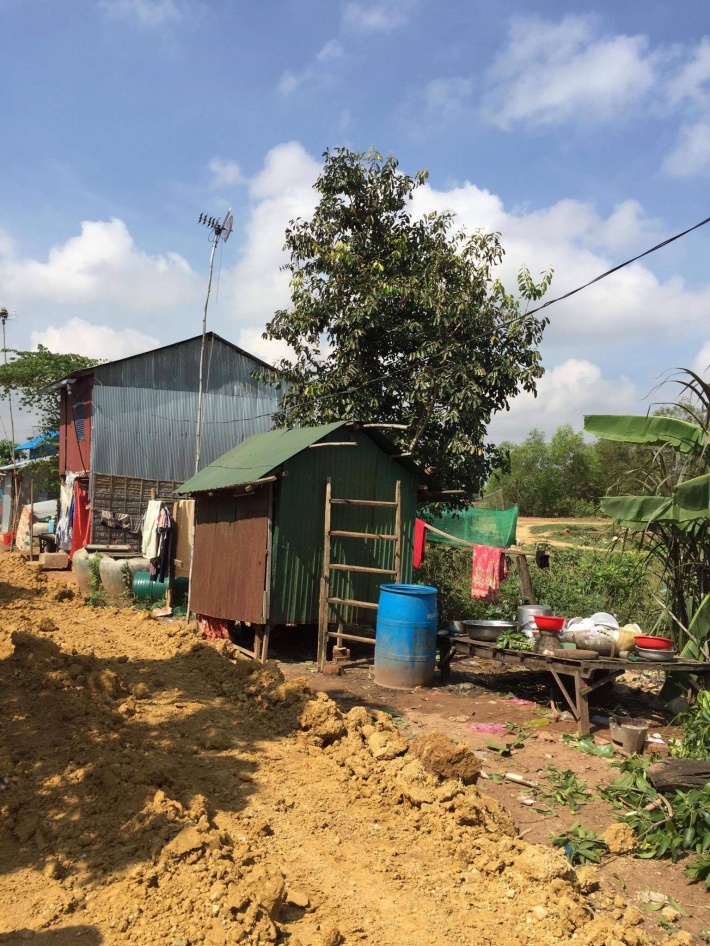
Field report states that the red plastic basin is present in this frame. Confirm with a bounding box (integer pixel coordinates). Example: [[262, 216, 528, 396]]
[[534, 615, 566, 632], [635, 635, 673, 650]]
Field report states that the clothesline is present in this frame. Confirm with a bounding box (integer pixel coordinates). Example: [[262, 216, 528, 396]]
[[421, 520, 542, 557]]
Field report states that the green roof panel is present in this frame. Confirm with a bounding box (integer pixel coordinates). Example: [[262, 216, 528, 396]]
[[177, 422, 346, 493]]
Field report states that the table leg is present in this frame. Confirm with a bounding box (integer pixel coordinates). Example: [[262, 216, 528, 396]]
[[575, 671, 591, 736]]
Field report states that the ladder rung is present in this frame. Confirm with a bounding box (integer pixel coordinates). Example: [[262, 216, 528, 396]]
[[329, 563, 397, 575], [330, 530, 397, 540], [330, 498, 398, 507], [327, 596, 379, 610], [326, 632, 376, 645]]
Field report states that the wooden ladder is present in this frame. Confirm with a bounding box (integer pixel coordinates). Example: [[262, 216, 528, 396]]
[[317, 479, 402, 671]]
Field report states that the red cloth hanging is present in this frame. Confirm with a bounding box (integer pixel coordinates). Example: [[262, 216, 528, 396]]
[[471, 544, 508, 601], [69, 478, 91, 561], [413, 518, 427, 569]]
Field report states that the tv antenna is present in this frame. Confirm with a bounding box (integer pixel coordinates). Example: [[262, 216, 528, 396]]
[[194, 208, 233, 475], [0, 308, 16, 463]]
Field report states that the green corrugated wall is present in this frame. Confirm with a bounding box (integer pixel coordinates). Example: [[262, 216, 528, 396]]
[[270, 429, 419, 625]]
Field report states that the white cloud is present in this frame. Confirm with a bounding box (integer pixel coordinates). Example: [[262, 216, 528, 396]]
[[208, 157, 245, 189], [489, 360, 642, 441], [485, 15, 658, 129], [98, 0, 182, 27], [343, 1, 411, 32], [667, 38, 710, 107], [317, 39, 344, 62], [692, 342, 710, 378], [277, 71, 301, 96], [31, 319, 160, 361], [236, 328, 293, 367], [0, 218, 196, 309], [663, 120, 710, 177]]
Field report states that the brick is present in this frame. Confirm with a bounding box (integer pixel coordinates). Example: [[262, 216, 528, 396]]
[[39, 551, 69, 570]]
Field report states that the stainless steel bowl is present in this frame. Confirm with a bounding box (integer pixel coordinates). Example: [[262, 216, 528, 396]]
[[448, 620, 467, 637], [463, 619, 517, 642], [636, 646, 676, 662]]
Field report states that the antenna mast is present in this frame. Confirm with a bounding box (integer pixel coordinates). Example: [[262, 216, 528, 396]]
[[194, 209, 233, 475], [0, 308, 16, 465]]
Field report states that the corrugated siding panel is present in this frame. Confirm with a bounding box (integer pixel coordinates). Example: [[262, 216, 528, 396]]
[[91, 336, 280, 481], [190, 489, 269, 623], [270, 431, 418, 625]]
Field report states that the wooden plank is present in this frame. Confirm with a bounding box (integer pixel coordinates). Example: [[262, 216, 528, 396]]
[[317, 479, 332, 671], [308, 442, 358, 448], [330, 498, 398, 507], [326, 631, 376, 645], [327, 596, 379, 610], [648, 760, 710, 792], [549, 666, 580, 721], [329, 563, 397, 575], [330, 530, 397, 540]]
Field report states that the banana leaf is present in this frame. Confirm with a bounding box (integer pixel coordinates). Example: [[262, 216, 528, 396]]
[[584, 414, 706, 454], [668, 473, 710, 523], [600, 495, 672, 529]]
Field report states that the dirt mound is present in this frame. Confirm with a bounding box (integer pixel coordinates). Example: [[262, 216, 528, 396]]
[[0, 555, 685, 945]]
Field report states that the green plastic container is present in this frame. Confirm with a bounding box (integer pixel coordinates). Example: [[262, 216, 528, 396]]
[[132, 571, 188, 604]]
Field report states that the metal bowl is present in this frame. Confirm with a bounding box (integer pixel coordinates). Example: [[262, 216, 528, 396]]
[[463, 619, 517, 642], [636, 646, 676, 662], [448, 620, 467, 637]]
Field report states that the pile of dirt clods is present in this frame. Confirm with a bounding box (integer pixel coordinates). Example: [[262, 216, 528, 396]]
[[0, 556, 694, 946]]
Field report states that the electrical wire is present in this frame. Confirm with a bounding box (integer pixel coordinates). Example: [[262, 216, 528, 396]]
[[89, 209, 710, 429]]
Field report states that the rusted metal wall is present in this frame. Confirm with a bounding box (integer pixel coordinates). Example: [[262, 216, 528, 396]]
[[190, 488, 269, 623], [59, 375, 93, 475]]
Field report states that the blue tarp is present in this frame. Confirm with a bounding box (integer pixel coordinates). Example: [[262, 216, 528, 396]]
[[16, 431, 59, 451]]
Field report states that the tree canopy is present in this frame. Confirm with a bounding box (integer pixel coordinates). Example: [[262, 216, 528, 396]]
[[0, 346, 96, 434], [262, 148, 552, 494]]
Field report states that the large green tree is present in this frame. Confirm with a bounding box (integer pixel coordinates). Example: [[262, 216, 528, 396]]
[[0, 346, 96, 435], [262, 148, 552, 494]]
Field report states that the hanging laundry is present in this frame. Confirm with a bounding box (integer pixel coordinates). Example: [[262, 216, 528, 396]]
[[471, 544, 508, 601], [155, 506, 174, 582], [69, 479, 91, 560], [56, 472, 78, 552], [413, 518, 427, 569], [535, 549, 550, 570], [141, 500, 162, 560], [100, 510, 131, 530]]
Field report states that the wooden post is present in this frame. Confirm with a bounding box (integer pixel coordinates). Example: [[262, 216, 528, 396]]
[[515, 554, 535, 603], [394, 479, 402, 583], [575, 670, 591, 737], [262, 483, 274, 660], [317, 479, 332, 671], [28, 474, 34, 562], [261, 625, 271, 663]]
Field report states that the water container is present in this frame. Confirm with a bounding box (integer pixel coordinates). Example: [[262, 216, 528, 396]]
[[374, 583, 438, 689], [132, 571, 189, 605], [72, 548, 93, 597]]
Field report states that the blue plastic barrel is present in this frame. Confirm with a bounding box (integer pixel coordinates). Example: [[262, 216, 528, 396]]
[[374, 583, 438, 689]]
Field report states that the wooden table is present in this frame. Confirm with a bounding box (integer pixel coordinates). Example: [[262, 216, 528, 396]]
[[437, 634, 710, 736]]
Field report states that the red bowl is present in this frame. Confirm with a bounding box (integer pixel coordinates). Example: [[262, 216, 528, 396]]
[[534, 615, 566, 632], [635, 636, 673, 650]]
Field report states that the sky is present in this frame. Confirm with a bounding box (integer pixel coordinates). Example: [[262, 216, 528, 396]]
[[2, 0, 710, 443]]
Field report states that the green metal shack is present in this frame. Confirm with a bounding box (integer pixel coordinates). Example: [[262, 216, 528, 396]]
[[177, 422, 428, 662]]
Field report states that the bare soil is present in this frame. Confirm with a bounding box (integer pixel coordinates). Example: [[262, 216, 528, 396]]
[[0, 555, 705, 946]]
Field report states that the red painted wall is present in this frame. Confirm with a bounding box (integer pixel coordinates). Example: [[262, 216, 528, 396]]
[[59, 374, 93, 475]]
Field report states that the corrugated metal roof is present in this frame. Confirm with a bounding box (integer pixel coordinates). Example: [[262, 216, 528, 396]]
[[16, 431, 59, 451], [177, 422, 345, 493]]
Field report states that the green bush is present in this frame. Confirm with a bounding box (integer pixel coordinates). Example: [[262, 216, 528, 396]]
[[419, 545, 653, 627]]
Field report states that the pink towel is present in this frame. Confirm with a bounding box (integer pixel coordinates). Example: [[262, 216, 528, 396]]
[[413, 518, 427, 569], [471, 545, 508, 601]]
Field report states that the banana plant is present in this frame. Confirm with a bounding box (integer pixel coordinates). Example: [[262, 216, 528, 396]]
[[584, 370, 710, 654]]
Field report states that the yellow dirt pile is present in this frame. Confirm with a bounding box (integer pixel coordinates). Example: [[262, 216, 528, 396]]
[[0, 556, 691, 946]]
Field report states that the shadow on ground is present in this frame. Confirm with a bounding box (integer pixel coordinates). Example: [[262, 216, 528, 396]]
[[0, 631, 308, 886]]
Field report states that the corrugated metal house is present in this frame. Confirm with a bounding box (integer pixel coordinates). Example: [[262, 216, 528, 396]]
[[177, 421, 427, 662], [50, 333, 281, 548]]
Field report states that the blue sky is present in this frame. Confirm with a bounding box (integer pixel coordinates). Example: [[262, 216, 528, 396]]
[[2, 0, 710, 440]]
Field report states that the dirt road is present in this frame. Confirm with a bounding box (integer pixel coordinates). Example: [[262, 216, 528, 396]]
[[0, 556, 696, 946]]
